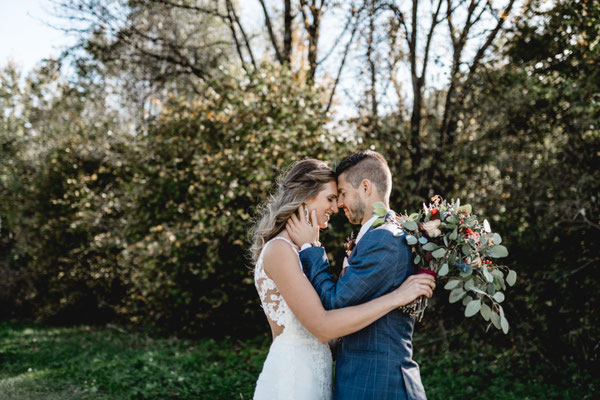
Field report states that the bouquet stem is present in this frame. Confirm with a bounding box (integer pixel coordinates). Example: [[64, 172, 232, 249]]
[[400, 268, 436, 321]]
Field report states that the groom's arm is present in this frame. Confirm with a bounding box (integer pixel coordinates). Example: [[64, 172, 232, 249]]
[[300, 228, 412, 310]]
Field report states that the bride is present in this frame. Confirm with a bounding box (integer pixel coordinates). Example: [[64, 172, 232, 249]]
[[250, 159, 435, 400]]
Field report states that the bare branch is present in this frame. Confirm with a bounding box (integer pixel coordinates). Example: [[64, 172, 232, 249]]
[[421, 0, 444, 79], [469, 0, 516, 76], [151, 0, 228, 19], [326, 8, 361, 113], [257, 0, 284, 64], [283, 0, 293, 63], [299, 0, 324, 80], [224, 1, 251, 75], [226, 0, 257, 70]]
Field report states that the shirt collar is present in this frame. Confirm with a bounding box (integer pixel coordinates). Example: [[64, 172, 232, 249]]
[[356, 215, 378, 244]]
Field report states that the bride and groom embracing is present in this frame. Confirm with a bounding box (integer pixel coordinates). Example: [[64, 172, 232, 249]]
[[251, 151, 435, 400]]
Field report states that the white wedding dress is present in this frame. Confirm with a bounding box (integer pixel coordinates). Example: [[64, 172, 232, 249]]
[[253, 237, 333, 400]]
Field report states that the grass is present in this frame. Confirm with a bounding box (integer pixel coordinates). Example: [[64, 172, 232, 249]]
[[0, 321, 592, 399], [0, 321, 268, 399]]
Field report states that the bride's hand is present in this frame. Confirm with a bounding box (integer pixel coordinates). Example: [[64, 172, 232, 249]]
[[393, 274, 436, 307], [286, 204, 320, 247]]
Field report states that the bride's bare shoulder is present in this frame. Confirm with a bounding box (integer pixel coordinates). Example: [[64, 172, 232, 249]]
[[262, 238, 299, 274]]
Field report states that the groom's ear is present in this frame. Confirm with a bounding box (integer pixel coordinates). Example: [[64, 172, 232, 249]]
[[361, 179, 372, 196]]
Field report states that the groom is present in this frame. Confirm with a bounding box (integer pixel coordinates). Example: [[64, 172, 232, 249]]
[[287, 151, 427, 400]]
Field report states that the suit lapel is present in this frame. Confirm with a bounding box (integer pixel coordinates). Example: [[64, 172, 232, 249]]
[[348, 224, 377, 262]]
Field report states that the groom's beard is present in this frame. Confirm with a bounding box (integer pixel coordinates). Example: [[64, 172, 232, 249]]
[[347, 198, 366, 224]]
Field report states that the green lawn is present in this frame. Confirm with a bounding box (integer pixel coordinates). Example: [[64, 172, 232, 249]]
[[0, 321, 591, 399]]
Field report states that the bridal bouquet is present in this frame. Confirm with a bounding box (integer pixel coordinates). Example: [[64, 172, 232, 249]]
[[372, 196, 516, 333]]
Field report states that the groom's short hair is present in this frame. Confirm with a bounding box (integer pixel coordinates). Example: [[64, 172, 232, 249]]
[[335, 150, 392, 200]]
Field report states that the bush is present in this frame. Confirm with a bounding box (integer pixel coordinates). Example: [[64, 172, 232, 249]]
[[1, 64, 354, 335], [116, 66, 351, 335]]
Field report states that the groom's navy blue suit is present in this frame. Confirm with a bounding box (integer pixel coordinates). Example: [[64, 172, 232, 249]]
[[299, 217, 426, 400]]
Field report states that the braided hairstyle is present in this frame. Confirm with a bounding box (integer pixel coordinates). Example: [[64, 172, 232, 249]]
[[250, 159, 335, 263]]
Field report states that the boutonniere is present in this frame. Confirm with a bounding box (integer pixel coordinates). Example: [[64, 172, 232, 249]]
[[344, 233, 356, 256]]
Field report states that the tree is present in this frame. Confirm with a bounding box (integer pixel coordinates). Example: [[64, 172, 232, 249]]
[[0, 60, 134, 321], [340, 0, 519, 202], [51, 0, 234, 124], [448, 0, 599, 385]]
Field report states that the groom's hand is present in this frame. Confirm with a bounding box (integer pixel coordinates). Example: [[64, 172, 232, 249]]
[[286, 205, 320, 248], [393, 274, 436, 307]]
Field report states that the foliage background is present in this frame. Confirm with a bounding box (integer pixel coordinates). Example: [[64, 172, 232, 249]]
[[1, 0, 598, 397]]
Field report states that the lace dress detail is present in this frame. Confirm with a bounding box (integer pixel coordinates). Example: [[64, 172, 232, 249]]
[[253, 237, 332, 400]]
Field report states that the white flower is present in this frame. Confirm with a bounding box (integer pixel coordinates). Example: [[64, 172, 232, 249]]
[[483, 219, 491, 233], [422, 220, 442, 237]]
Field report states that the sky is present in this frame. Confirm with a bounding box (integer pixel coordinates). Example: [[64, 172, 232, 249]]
[[0, 0, 75, 73], [0, 0, 483, 120]]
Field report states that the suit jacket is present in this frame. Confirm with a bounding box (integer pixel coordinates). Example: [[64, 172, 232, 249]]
[[299, 218, 426, 400]]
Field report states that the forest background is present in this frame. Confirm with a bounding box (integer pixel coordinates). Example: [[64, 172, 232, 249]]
[[1, 0, 598, 398]]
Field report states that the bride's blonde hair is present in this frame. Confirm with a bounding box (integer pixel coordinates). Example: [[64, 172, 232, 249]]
[[250, 159, 335, 263]]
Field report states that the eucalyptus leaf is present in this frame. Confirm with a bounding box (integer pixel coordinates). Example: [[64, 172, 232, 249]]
[[460, 204, 472, 214], [419, 237, 429, 245], [449, 229, 458, 241], [406, 235, 418, 245], [432, 248, 446, 259], [462, 295, 474, 306], [493, 292, 505, 303], [491, 233, 502, 245], [491, 269, 504, 278], [486, 283, 496, 295], [422, 242, 439, 251], [483, 268, 494, 283], [444, 280, 462, 290], [500, 316, 510, 334], [408, 213, 420, 221], [498, 305, 505, 318], [506, 270, 517, 286], [460, 269, 473, 278], [449, 288, 466, 303], [489, 245, 508, 258], [439, 263, 449, 276], [446, 215, 459, 224], [414, 255, 421, 265], [464, 279, 475, 291], [372, 202, 387, 217], [490, 312, 501, 329], [403, 220, 418, 231], [465, 299, 482, 317], [469, 287, 488, 296], [462, 244, 471, 256], [480, 302, 492, 321]]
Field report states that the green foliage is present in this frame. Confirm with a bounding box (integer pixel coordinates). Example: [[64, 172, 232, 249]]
[[116, 65, 349, 335], [1, 322, 594, 399], [446, 0, 600, 373], [0, 60, 132, 322], [1, 63, 353, 334], [0, 321, 269, 399]]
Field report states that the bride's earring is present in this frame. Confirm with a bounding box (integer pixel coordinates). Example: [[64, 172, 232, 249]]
[[303, 204, 312, 226]]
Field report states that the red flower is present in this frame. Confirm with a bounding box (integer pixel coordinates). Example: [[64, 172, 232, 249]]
[[430, 208, 440, 221], [425, 251, 434, 262], [462, 228, 475, 237]]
